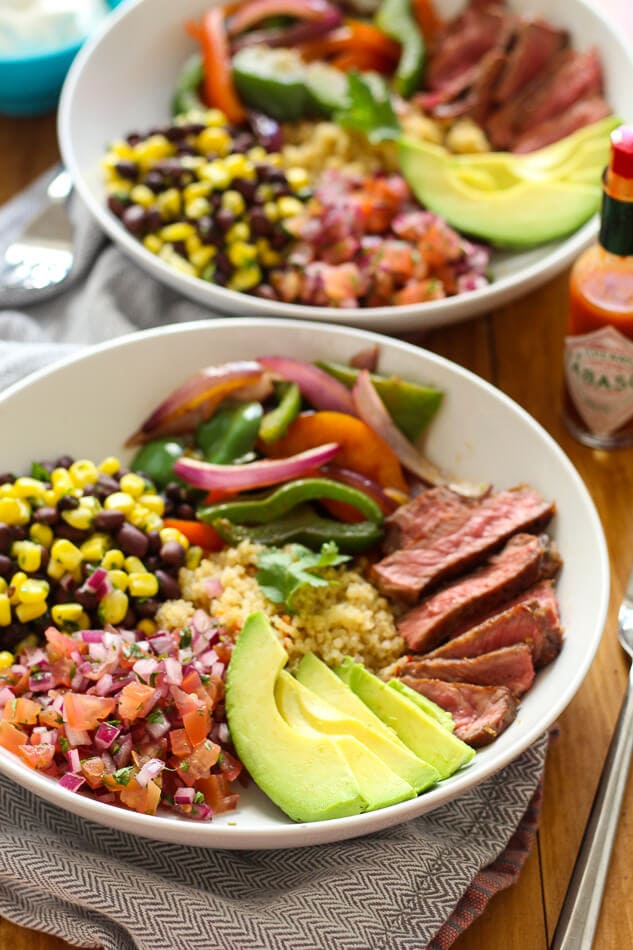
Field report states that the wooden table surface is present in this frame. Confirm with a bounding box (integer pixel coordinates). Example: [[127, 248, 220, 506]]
[[2, 4, 633, 946]]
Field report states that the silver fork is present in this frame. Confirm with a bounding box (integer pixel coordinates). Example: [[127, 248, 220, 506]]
[[1, 168, 74, 292]]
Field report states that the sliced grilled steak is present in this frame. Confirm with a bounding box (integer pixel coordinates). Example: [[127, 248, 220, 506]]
[[426, 4, 513, 91], [383, 486, 481, 553], [424, 599, 563, 668], [398, 677, 518, 747], [372, 486, 555, 602], [513, 94, 611, 153], [494, 18, 568, 104], [400, 643, 535, 695], [397, 533, 561, 653]]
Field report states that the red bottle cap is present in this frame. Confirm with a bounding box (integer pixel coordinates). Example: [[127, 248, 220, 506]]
[[610, 125, 633, 179]]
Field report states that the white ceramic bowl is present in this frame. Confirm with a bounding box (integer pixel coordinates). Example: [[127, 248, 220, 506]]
[[58, 0, 633, 333], [0, 319, 609, 848]]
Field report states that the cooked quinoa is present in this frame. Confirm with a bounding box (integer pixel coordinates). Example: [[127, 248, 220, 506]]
[[155, 540, 404, 673]]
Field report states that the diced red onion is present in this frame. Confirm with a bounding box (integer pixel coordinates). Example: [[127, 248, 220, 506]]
[[94, 790, 116, 803], [58, 773, 85, 793], [146, 712, 171, 740], [352, 370, 488, 498], [81, 630, 105, 644], [88, 643, 107, 662], [216, 722, 230, 745], [70, 672, 88, 692], [113, 734, 133, 768], [101, 751, 116, 772], [211, 661, 226, 679], [191, 802, 214, 821], [136, 758, 165, 788], [25, 646, 48, 666], [174, 441, 339, 491], [66, 748, 81, 773], [29, 671, 54, 692], [0, 686, 15, 707], [202, 577, 224, 599], [133, 657, 159, 682], [51, 694, 65, 712], [174, 787, 195, 806], [257, 355, 357, 415], [199, 649, 218, 668], [94, 721, 121, 751], [94, 673, 114, 696], [163, 657, 182, 686], [85, 568, 109, 593], [65, 726, 90, 747], [149, 634, 173, 656]]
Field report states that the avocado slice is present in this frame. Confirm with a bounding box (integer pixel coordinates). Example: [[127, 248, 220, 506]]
[[398, 117, 621, 249], [335, 658, 475, 779], [275, 671, 420, 808], [315, 361, 443, 442], [388, 679, 455, 733], [288, 660, 439, 793], [225, 613, 365, 822]]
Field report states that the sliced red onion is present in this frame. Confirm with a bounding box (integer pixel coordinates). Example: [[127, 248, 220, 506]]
[[349, 346, 379, 372], [320, 464, 398, 515], [126, 360, 266, 446], [227, 0, 337, 34], [174, 787, 195, 807], [136, 758, 165, 788], [59, 772, 85, 793], [94, 721, 121, 751], [65, 726, 90, 747], [81, 630, 105, 643], [66, 748, 81, 773], [231, 10, 341, 49], [257, 356, 357, 415], [174, 441, 339, 491], [352, 371, 488, 498]]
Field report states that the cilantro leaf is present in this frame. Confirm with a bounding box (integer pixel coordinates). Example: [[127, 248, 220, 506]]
[[334, 72, 401, 144], [255, 542, 350, 613]]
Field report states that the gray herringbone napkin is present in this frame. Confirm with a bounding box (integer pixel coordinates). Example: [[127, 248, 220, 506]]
[[0, 170, 551, 950]]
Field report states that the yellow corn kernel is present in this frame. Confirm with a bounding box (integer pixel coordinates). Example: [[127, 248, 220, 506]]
[[277, 196, 304, 218], [228, 241, 258, 268], [225, 221, 250, 244], [263, 200, 279, 222], [190, 246, 216, 271], [119, 473, 146, 499], [256, 184, 275, 204], [0, 597, 11, 627], [69, 460, 99, 489], [185, 545, 203, 570], [158, 245, 197, 276], [106, 179, 131, 196], [13, 477, 46, 501], [15, 601, 48, 623], [0, 483, 16, 498], [138, 493, 165, 516], [247, 146, 267, 163], [197, 126, 231, 157], [221, 189, 246, 216], [104, 491, 135, 515], [123, 556, 145, 574], [199, 161, 232, 189], [101, 548, 125, 570], [110, 139, 135, 160], [185, 233, 202, 256], [204, 108, 228, 127], [80, 534, 109, 563], [51, 603, 84, 625], [128, 572, 159, 598], [134, 134, 174, 168], [12, 541, 42, 573], [61, 505, 95, 531], [266, 152, 283, 167], [159, 527, 190, 549], [143, 234, 163, 255], [0, 497, 30, 525], [183, 180, 212, 203], [46, 558, 66, 581], [130, 184, 156, 208], [108, 569, 129, 592], [30, 523, 54, 548], [228, 265, 263, 292], [8, 572, 27, 605], [17, 578, 49, 604], [50, 539, 83, 572], [51, 467, 73, 494], [137, 618, 157, 638], [98, 589, 129, 625], [0, 578, 6, 594], [185, 198, 211, 221], [98, 457, 121, 476], [286, 167, 310, 191], [257, 239, 282, 268], [160, 222, 196, 243], [43, 488, 57, 506], [0, 650, 14, 669], [156, 187, 181, 219], [128, 504, 152, 531]]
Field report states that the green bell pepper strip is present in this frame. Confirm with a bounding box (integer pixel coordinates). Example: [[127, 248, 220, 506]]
[[375, 0, 425, 97], [130, 437, 186, 489], [198, 477, 384, 526], [195, 402, 264, 465], [212, 505, 383, 553], [259, 383, 301, 444], [171, 53, 206, 117]]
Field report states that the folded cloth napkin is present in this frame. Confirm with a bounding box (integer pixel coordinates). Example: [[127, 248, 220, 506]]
[[0, 170, 551, 950]]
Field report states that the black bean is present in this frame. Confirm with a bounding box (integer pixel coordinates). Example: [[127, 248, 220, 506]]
[[146, 530, 162, 554], [231, 133, 255, 153], [163, 499, 176, 517], [0, 554, 12, 577], [55, 455, 74, 469], [122, 608, 137, 629], [179, 122, 205, 136], [97, 473, 121, 493], [269, 231, 288, 251], [38, 547, 49, 572], [36, 461, 56, 474], [55, 524, 88, 544], [144, 171, 165, 194], [136, 598, 159, 619], [10, 525, 27, 542], [260, 167, 287, 185], [249, 207, 272, 237], [56, 494, 79, 512], [107, 195, 129, 218], [164, 125, 190, 142], [155, 570, 181, 600], [33, 505, 59, 526], [172, 241, 187, 257], [177, 145, 199, 157], [272, 182, 292, 198], [160, 541, 186, 567], [0, 524, 11, 554], [93, 509, 125, 532], [81, 484, 98, 496], [176, 503, 195, 520], [0, 473, 15, 484], [215, 208, 235, 233], [214, 250, 232, 274], [122, 205, 147, 235], [74, 588, 98, 611], [117, 522, 149, 558], [196, 216, 220, 243], [115, 160, 139, 180], [126, 132, 142, 146], [231, 178, 257, 202], [144, 208, 163, 232], [165, 483, 186, 502]]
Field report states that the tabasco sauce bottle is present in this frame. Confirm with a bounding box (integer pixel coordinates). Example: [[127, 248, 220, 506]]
[[563, 125, 633, 448]]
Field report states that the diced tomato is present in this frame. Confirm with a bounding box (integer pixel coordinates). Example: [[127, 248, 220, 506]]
[[81, 756, 106, 790], [176, 738, 220, 783], [18, 742, 55, 770], [118, 682, 158, 723], [195, 774, 239, 814], [3, 696, 41, 726], [63, 693, 116, 731], [119, 777, 161, 815], [181, 669, 203, 695], [38, 706, 64, 728], [183, 702, 212, 747], [45, 626, 87, 658], [49, 656, 76, 688], [219, 748, 243, 783], [169, 728, 193, 758], [0, 720, 27, 754], [394, 279, 446, 306]]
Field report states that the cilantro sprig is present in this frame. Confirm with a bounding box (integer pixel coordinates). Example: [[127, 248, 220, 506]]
[[255, 541, 350, 613], [334, 72, 401, 144]]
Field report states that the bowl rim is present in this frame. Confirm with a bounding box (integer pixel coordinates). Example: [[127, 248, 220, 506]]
[[0, 316, 611, 848]]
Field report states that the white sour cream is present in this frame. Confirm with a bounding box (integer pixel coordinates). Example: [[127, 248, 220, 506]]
[[0, 0, 109, 57]]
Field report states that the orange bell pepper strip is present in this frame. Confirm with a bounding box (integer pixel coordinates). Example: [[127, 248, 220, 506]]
[[162, 518, 224, 552], [411, 0, 443, 42], [262, 411, 409, 493], [299, 21, 400, 66], [186, 8, 246, 126]]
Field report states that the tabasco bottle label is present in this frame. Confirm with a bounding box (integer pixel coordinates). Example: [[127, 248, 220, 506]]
[[565, 325, 633, 436]]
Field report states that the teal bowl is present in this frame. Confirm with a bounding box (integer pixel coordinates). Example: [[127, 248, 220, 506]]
[[0, 0, 125, 116]]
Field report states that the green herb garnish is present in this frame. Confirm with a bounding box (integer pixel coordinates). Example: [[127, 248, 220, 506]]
[[334, 72, 401, 144], [255, 541, 350, 613]]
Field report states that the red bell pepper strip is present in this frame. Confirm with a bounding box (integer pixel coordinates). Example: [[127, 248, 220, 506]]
[[162, 518, 225, 552], [189, 8, 246, 125]]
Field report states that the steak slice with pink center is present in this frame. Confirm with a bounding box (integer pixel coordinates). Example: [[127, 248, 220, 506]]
[[372, 486, 555, 603], [383, 485, 482, 553], [399, 643, 535, 696], [398, 678, 519, 748], [397, 533, 561, 654]]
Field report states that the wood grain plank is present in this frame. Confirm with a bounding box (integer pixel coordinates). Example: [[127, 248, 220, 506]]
[[0, 115, 60, 204]]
